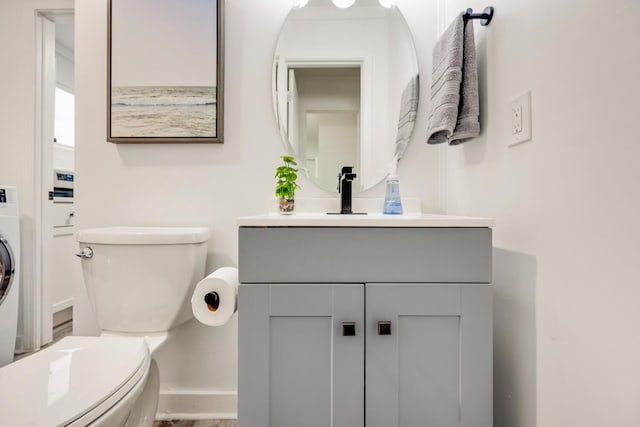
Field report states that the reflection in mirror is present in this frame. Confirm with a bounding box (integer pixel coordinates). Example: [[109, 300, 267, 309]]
[[273, 0, 419, 193], [289, 67, 361, 191]]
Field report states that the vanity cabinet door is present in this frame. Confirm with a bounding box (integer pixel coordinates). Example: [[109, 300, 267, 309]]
[[238, 284, 365, 427], [365, 284, 492, 427]]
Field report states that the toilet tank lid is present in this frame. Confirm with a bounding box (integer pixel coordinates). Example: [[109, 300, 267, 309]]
[[77, 226, 210, 245]]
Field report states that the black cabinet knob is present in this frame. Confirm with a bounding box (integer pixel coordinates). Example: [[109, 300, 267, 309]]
[[342, 322, 356, 336], [378, 321, 392, 336]]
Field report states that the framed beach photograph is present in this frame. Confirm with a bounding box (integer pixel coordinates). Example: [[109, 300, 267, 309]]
[[107, 0, 224, 143]]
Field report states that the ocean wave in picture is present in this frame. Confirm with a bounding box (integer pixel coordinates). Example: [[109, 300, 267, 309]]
[[111, 86, 217, 138]]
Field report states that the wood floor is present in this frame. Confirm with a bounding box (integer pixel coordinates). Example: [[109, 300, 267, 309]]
[[153, 421, 237, 427]]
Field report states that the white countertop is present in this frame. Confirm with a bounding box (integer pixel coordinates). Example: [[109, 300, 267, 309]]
[[237, 213, 495, 228]]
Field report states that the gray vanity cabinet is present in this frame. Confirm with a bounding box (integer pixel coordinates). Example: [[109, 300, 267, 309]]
[[238, 283, 365, 427], [238, 225, 493, 427], [365, 284, 492, 427]]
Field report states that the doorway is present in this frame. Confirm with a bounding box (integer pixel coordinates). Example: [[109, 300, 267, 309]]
[[285, 65, 363, 192], [50, 13, 75, 342], [28, 10, 76, 352]]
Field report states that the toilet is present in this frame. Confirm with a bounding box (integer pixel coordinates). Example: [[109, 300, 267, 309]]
[[0, 226, 209, 426]]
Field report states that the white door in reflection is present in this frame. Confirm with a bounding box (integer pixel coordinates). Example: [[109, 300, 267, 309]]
[[306, 111, 359, 191], [288, 66, 362, 191]]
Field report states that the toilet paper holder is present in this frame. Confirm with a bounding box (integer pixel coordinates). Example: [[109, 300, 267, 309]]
[[204, 292, 220, 312]]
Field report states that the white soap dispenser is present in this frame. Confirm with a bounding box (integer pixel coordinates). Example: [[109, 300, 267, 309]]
[[383, 174, 403, 215]]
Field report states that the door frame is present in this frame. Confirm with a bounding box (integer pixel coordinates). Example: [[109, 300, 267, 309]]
[[29, 8, 74, 350]]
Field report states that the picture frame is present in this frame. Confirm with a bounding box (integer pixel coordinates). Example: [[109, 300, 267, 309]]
[[107, 0, 224, 143]]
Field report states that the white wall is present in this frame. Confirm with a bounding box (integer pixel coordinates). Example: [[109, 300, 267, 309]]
[[74, 0, 440, 417], [0, 0, 74, 351], [56, 45, 74, 93], [441, 0, 640, 426]]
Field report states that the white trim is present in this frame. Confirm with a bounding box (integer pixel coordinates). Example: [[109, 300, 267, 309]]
[[30, 8, 74, 350], [28, 13, 52, 350], [435, 0, 448, 214], [52, 297, 74, 313], [38, 12, 56, 347], [155, 390, 237, 420]]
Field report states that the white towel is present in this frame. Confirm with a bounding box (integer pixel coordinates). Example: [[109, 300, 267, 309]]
[[425, 14, 480, 145], [394, 74, 419, 160]]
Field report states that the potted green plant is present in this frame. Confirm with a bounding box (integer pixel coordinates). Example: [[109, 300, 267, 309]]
[[275, 155, 301, 214]]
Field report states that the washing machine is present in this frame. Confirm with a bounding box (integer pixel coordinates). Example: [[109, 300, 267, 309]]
[[0, 186, 19, 367]]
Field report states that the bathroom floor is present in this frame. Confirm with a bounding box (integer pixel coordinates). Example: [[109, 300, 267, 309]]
[[153, 421, 237, 427]]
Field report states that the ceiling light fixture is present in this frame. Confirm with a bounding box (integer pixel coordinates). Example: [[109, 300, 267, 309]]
[[331, 0, 356, 8], [294, 0, 309, 8]]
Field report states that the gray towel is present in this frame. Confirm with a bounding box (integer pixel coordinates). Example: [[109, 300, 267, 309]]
[[425, 14, 480, 145], [394, 74, 420, 160]]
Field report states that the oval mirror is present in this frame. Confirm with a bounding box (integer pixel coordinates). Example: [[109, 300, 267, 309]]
[[273, 0, 419, 193]]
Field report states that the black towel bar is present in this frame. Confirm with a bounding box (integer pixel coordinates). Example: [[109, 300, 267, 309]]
[[463, 6, 494, 26]]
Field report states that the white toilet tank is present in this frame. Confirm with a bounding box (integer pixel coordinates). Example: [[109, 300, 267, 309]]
[[77, 227, 209, 333]]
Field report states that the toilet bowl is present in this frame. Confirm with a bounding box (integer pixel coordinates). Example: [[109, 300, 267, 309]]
[[0, 227, 209, 426]]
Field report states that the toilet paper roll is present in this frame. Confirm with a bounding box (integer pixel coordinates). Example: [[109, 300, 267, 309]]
[[191, 267, 239, 326]]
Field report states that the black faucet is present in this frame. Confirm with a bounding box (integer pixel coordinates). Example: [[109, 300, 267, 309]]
[[337, 166, 357, 214]]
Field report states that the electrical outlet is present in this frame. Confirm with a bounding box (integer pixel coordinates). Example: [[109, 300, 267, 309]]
[[509, 91, 532, 146], [512, 104, 522, 134]]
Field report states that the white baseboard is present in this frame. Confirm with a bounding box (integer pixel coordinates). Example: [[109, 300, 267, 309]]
[[52, 298, 73, 314], [53, 305, 73, 327], [155, 389, 237, 420]]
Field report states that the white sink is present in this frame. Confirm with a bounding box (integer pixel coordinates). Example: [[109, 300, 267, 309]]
[[238, 213, 493, 227], [238, 198, 495, 227]]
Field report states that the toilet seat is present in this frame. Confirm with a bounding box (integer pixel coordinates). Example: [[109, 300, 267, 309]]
[[0, 336, 149, 426]]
